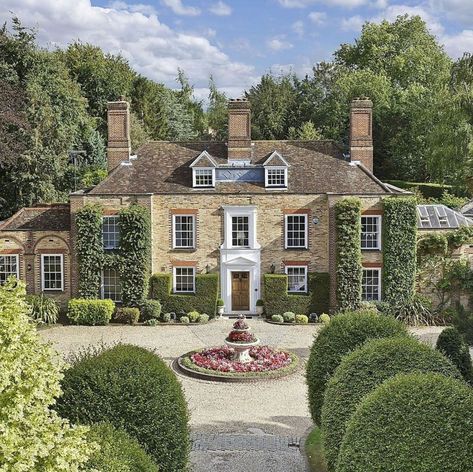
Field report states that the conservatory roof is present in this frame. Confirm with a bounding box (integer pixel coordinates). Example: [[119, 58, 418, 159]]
[[417, 204, 473, 230]]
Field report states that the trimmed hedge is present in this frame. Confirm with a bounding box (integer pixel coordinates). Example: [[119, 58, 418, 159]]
[[114, 307, 140, 325], [321, 337, 461, 472], [337, 373, 473, 472], [140, 299, 162, 321], [384, 180, 453, 199], [335, 198, 362, 311], [67, 299, 115, 325], [149, 273, 218, 318], [263, 273, 330, 316], [86, 423, 158, 471], [453, 307, 473, 345], [306, 312, 408, 425], [383, 197, 417, 304], [436, 327, 473, 384], [56, 344, 189, 472]]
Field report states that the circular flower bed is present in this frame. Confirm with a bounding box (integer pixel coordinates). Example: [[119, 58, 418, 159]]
[[178, 345, 299, 381], [226, 330, 257, 343]]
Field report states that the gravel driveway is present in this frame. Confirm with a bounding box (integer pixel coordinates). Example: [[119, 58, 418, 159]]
[[40, 320, 448, 472]]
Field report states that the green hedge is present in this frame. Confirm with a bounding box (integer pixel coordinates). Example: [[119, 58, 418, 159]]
[[57, 344, 189, 472], [306, 312, 408, 425], [263, 273, 330, 316], [67, 299, 115, 325], [321, 337, 461, 472], [86, 423, 158, 471], [149, 273, 219, 318], [335, 198, 362, 311], [337, 373, 473, 472], [384, 180, 453, 199], [383, 197, 417, 304]]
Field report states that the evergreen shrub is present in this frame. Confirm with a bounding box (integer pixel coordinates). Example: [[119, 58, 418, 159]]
[[114, 307, 140, 325], [26, 294, 59, 324], [295, 314, 309, 324], [67, 299, 115, 325], [283, 311, 296, 323], [140, 299, 161, 321]]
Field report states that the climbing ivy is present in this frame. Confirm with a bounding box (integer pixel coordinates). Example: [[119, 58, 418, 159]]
[[383, 197, 417, 304], [76, 204, 103, 298], [119, 204, 151, 306], [335, 197, 362, 311]]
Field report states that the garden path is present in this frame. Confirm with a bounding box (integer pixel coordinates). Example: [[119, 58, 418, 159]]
[[40, 320, 446, 472]]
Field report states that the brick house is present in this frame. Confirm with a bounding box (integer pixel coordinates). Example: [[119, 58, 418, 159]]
[[0, 98, 407, 313]]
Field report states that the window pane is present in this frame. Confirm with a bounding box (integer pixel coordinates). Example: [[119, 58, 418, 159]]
[[287, 266, 307, 292], [362, 269, 380, 301], [103, 216, 120, 249], [102, 268, 122, 301], [0, 255, 18, 285], [267, 168, 286, 186], [232, 216, 249, 247], [174, 215, 195, 248], [42, 255, 63, 290], [286, 215, 307, 248], [194, 169, 213, 187], [175, 267, 195, 292], [361, 216, 380, 249]]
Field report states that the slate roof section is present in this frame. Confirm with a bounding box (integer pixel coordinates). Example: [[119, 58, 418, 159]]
[[461, 200, 473, 217], [0, 204, 71, 232], [417, 204, 473, 230], [89, 140, 393, 195]]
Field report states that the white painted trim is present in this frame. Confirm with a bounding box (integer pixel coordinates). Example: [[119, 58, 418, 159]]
[[192, 167, 216, 188], [362, 267, 382, 302], [172, 214, 196, 249], [172, 266, 196, 293], [284, 265, 308, 293], [189, 150, 218, 168], [262, 150, 290, 167], [41, 254, 64, 291], [0, 254, 19, 281], [361, 215, 382, 251], [220, 206, 260, 250], [265, 167, 288, 188], [284, 214, 308, 249], [101, 268, 122, 303], [102, 215, 120, 250]]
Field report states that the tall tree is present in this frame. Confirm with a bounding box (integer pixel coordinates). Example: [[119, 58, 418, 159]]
[[207, 75, 227, 140]]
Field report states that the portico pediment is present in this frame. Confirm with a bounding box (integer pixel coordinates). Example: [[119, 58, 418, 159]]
[[225, 256, 257, 266]]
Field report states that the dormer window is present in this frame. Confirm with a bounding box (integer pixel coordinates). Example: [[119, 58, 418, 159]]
[[266, 167, 287, 187], [193, 168, 215, 188]]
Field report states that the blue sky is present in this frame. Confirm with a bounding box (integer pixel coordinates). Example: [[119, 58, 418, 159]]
[[1, 0, 471, 100]]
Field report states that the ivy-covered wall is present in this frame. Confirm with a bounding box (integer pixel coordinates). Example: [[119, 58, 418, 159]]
[[263, 273, 330, 316], [335, 197, 362, 311], [383, 197, 417, 304], [149, 273, 219, 317]]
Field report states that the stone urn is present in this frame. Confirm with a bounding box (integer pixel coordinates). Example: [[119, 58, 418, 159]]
[[224, 316, 260, 363]]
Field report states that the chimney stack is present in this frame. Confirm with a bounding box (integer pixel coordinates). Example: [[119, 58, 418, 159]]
[[349, 98, 373, 173], [227, 99, 252, 161], [107, 100, 131, 173]]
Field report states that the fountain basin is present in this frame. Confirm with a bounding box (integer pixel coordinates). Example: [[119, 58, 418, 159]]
[[224, 338, 260, 363]]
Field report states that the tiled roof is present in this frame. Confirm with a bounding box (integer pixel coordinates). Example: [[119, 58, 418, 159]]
[[417, 204, 473, 230], [0, 204, 70, 232], [89, 140, 393, 195]]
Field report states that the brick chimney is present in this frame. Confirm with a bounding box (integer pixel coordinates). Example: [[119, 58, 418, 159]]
[[349, 98, 373, 173], [227, 99, 252, 161], [107, 99, 131, 173]]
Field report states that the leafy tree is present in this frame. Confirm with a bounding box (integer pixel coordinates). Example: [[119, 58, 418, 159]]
[[207, 75, 227, 140], [288, 121, 323, 140], [0, 278, 94, 470]]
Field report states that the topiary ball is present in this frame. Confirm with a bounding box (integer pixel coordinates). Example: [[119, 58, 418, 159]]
[[283, 312, 296, 323], [180, 316, 190, 324], [306, 311, 408, 424], [272, 314, 284, 323], [86, 423, 158, 471], [336, 373, 473, 472], [321, 337, 462, 471], [295, 314, 309, 324], [56, 344, 189, 472]]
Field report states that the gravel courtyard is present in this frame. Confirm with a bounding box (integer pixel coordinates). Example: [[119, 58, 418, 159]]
[[40, 319, 446, 472]]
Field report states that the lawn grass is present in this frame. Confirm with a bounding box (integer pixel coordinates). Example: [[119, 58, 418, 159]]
[[305, 426, 328, 472]]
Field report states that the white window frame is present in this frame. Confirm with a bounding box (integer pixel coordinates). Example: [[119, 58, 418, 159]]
[[221, 206, 260, 250], [0, 254, 19, 284], [362, 268, 382, 301], [285, 214, 308, 249], [361, 215, 382, 250], [265, 167, 288, 188], [172, 214, 196, 249], [173, 266, 196, 293], [41, 254, 64, 291], [231, 215, 250, 248], [193, 168, 216, 188], [101, 268, 122, 302], [285, 265, 308, 293], [102, 215, 120, 250]]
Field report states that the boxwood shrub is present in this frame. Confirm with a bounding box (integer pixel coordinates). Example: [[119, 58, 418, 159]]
[[140, 299, 162, 321], [67, 299, 115, 326], [263, 272, 329, 317], [306, 311, 408, 424], [321, 337, 461, 471], [337, 373, 473, 472], [56, 344, 189, 472], [149, 273, 218, 318], [113, 307, 140, 325], [86, 423, 158, 471]]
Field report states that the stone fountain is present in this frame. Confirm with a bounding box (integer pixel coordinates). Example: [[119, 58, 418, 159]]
[[224, 315, 260, 363]]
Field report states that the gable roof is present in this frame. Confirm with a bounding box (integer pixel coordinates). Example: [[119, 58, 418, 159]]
[[189, 150, 218, 168], [417, 204, 473, 230], [0, 204, 70, 232], [89, 140, 393, 196], [263, 151, 289, 167]]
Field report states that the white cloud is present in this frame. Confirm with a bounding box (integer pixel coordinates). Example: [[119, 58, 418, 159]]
[[341, 15, 365, 32], [308, 11, 326, 25], [429, 0, 473, 24], [161, 0, 200, 16], [442, 29, 473, 58], [278, 0, 316, 7], [292, 20, 305, 37], [109, 1, 157, 16], [267, 37, 294, 51], [209, 1, 232, 16], [0, 0, 257, 94], [278, 0, 386, 7]]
